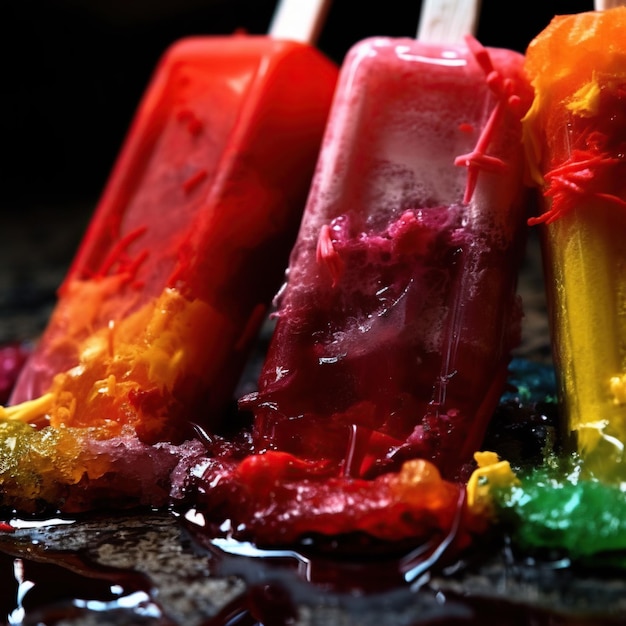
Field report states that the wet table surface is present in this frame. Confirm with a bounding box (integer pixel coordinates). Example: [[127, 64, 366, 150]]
[[2, 207, 625, 625]]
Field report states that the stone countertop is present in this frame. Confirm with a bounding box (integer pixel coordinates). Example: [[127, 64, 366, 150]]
[[3, 508, 626, 625]]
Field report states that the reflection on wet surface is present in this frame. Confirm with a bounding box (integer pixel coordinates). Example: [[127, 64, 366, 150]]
[[1, 510, 626, 626]]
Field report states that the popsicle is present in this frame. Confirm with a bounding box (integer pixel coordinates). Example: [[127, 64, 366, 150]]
[[5, 0, 338, 446], [523, 4, 626, 481], [242, 0, 533, 481]]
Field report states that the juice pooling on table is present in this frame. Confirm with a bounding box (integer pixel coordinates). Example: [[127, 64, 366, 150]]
[[244, 36, 532, 479], [523, 7, 626, 482], [8, 6, 338, 442]]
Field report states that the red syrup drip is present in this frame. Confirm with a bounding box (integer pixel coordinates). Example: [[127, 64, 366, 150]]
[[82, 225, 148, 283], [529, 78, 626, 226], [454, 36, 523, 204]]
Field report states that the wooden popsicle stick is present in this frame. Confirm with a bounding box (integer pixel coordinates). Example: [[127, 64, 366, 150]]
[[595, 0, 626, 8], [268, 0, 332, 45], [417, 0, 482, 44]]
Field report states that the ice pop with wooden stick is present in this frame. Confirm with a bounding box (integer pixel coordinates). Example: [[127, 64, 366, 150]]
[[243, 0, 532, 481], [523, 3, 626, 481], [4, 0, 338, 446]]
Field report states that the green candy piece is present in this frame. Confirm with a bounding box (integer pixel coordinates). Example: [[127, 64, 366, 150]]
[[496, 461, 626, 566]]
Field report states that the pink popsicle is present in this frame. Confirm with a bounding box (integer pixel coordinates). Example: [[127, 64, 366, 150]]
[[243, 2, 532, 480]]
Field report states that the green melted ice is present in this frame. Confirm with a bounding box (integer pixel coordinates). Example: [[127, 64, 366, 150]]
[[495, 459, 626, 567], [492, 359, 626, 568]]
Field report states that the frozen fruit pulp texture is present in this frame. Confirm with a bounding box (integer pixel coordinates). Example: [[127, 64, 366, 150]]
[[523, 9, 626, 481], [10, 36, 338, 431], [248, 37, 532, 479]]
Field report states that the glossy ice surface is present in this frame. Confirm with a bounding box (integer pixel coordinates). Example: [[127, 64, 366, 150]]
[[245, 37, 532, 480], [8, 36, 338, 440], [524, 7, 626, 481]]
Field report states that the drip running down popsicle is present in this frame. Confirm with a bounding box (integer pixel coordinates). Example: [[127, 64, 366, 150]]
[[242, 0, 532, 482], [523, 5, 626, 482], [0, 0, 338, 508]]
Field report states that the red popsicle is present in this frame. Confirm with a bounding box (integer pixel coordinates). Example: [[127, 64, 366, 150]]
[[8, 0, 338, 444]]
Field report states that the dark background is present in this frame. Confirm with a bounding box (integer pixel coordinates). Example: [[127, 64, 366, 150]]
[[0, 0, 590, 344], [3, 0, 593, 210]]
